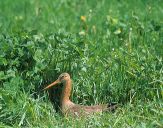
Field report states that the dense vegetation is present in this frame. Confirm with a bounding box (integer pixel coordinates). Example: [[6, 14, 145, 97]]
[[0, 0, 162, 127]]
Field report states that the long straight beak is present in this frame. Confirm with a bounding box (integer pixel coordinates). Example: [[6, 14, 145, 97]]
[[43, 79, 60, 90]]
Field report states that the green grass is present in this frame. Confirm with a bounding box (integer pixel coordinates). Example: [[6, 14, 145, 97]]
[[0, 0, 163, 127]]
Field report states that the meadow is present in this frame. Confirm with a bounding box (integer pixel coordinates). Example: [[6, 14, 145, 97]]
[[0, 0, 162, 127]]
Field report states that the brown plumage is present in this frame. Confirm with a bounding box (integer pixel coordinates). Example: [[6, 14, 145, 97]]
[[43, 73, 117, 117]]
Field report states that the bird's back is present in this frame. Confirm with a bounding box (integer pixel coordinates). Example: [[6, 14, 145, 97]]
[[64, 103, 118, 117]]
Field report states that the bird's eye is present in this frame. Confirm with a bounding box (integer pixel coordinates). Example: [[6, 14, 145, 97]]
[[60, 76, 64, 79]]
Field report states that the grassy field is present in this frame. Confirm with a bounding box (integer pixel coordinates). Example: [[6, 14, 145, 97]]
[[0, 0, 163, 127]]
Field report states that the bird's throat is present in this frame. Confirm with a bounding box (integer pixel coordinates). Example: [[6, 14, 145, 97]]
[[60, 79, 72, 105]]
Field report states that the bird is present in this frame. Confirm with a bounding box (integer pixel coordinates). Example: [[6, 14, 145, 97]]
[[43, 73, 117, 117]]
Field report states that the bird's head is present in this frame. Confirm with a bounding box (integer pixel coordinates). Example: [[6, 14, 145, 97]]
[[43, 73, 70, 90], [58, 73, 70, 83]]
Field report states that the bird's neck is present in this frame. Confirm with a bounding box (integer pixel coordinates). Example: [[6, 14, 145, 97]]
[[60, 79, 72, 105]]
